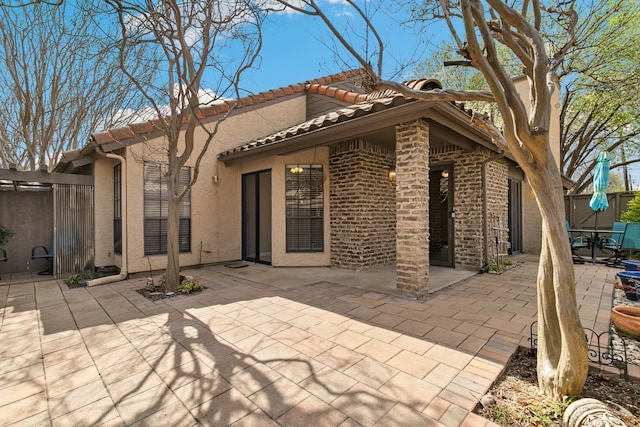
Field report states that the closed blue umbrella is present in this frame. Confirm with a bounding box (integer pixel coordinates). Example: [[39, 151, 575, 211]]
[[589, 151, 610, 228]]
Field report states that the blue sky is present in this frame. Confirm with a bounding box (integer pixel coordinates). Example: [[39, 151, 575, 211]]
[[236, 4, 443, 94], [240, 4, 640, 191]]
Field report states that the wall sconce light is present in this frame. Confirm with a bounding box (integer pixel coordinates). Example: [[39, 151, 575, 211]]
[[290, 166, 304, 174], [441, 169, 449, 178], [388, 167, 396, 182]]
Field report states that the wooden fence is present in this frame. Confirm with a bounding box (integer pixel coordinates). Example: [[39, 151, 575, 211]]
[[565, 191, 635, 229]]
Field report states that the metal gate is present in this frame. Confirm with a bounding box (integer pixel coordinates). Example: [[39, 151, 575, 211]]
[[53, 184, 94, 278]]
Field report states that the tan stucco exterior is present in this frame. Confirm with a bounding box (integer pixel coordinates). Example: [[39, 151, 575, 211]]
[[83, 73, 558, 285], [94, 157, 117, 268], [237, 148, 331, 267], [93, 95, 335, 275]]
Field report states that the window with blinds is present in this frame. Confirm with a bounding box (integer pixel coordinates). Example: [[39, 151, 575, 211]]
[[285, 164, 323, 252], [143, 163, 191, 255], [114, 164, 122, 254]]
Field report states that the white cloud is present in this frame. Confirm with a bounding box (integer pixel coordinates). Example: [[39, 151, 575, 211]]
[[96, 86, 229, 132]]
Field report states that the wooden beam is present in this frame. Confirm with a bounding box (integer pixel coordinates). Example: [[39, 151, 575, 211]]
[[0, 169, 93, 186]]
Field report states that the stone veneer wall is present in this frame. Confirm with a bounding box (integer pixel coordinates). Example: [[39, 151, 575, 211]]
[[484, 159, 510, 265], [430, 146, 509, 270], [395, 120, 430, 299], [329, 139, 396, 271]]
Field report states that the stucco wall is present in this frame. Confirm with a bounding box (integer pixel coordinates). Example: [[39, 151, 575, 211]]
[[94, 158, 117, 268], [120, 96, 309, 274], [237, 148, 332, 267]]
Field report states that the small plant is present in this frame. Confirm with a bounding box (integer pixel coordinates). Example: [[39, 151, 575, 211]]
[[0, 226, 14, 246], [64, 270, 103, 287], [177, 277, 204, 294], [488, 258, 517, 273]]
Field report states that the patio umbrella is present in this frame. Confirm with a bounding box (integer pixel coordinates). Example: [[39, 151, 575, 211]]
[[589, 151, 610, 229]]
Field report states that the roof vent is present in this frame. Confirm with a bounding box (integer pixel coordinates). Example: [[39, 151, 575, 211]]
[[404, 78, 443, 91]]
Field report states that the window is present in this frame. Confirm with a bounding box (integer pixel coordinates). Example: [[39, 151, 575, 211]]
[[114, 164, 122, 254], [285, 164, 323, 252], [143, 163, 191, 255]]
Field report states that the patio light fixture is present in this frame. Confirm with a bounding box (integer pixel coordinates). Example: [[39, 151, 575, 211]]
[[441, 169, 449, 178], [290, 166, 304, 174], [388, 167, 396, 182]]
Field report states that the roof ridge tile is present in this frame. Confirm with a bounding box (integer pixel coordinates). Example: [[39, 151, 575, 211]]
[[88, 69, 365, 147]]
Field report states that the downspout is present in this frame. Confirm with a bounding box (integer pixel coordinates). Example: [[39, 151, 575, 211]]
[[88, 142, 128, 286], [481, 150, 505, 272]]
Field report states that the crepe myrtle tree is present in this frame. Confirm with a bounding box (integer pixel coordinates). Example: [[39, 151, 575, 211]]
[[271, 0, 588, 397], [105, 0, 264, 293]]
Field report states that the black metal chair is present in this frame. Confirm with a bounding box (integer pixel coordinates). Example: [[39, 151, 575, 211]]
[[602, 222, 640, 267], [566, 221, 588, 264], [31, 242, 53, 275]]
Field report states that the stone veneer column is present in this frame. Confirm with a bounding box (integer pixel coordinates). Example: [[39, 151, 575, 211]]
[[395, 120, 430, 299], [329, 140, 396, 271]]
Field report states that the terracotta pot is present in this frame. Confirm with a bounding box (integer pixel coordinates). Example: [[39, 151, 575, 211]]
[[611, 306, 640, 339]]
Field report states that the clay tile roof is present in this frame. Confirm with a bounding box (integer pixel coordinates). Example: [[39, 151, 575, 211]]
[[86, 69, 365, 148], [129, 121, 158, 135], [91, 131, 116, 145], [218, 96, 411, 159], [218, 77, 452, 160]]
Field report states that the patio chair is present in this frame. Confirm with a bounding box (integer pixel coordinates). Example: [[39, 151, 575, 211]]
[[31, 242, 53, 275], [602, 222, 629, 267], [566, 221, 588, 264]]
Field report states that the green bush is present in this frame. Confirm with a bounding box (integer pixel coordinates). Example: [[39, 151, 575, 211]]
[[64, 270, 103, 287], [177, 277, 204, 294], [0, 226, 14, 245], [621, 192, 640, 222]]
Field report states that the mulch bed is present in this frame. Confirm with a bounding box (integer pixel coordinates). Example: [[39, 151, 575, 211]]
[[475, 348, 640, 426]]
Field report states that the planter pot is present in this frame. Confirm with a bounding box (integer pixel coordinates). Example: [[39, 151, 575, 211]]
[[611, 306, 640, 339], [615, 271, 640, 286], [622, 260, 640, 271], [615, 272, 640, 298]]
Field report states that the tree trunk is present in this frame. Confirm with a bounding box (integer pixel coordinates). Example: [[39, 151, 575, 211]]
[[528, 162, 589, 397], [165, 166, 181, 294]]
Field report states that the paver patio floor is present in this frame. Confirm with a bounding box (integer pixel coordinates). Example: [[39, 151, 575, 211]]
[[0, 254, 627, 426]]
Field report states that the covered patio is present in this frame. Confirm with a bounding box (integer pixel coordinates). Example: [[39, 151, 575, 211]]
[[0, 167, 94, 281]]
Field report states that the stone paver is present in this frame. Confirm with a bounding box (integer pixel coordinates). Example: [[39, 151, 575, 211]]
[[0, 255, 622, 426]]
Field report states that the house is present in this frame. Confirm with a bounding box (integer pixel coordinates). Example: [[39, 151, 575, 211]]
[[55, 70, 558, 298]]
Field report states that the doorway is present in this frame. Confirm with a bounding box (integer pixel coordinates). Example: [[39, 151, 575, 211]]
[[242, 170, 272, 264], [429, 166, 454, 266]]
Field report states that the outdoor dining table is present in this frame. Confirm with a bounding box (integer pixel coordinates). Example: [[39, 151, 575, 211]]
[[569, 228, 615, 264]]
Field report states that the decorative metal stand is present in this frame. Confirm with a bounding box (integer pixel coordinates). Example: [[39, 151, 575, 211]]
[[529, 321, 630, 381]]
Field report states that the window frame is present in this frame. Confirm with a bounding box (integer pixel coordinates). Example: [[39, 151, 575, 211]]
[[143, 162, 192, 256], [285, 164, 324, 253]]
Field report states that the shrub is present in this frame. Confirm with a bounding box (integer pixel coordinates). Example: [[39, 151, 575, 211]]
[[64, 270, 103, 287], [177, 277, 204, 294], [0, 226, 14, 246], [620, 192, 640, 222]]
